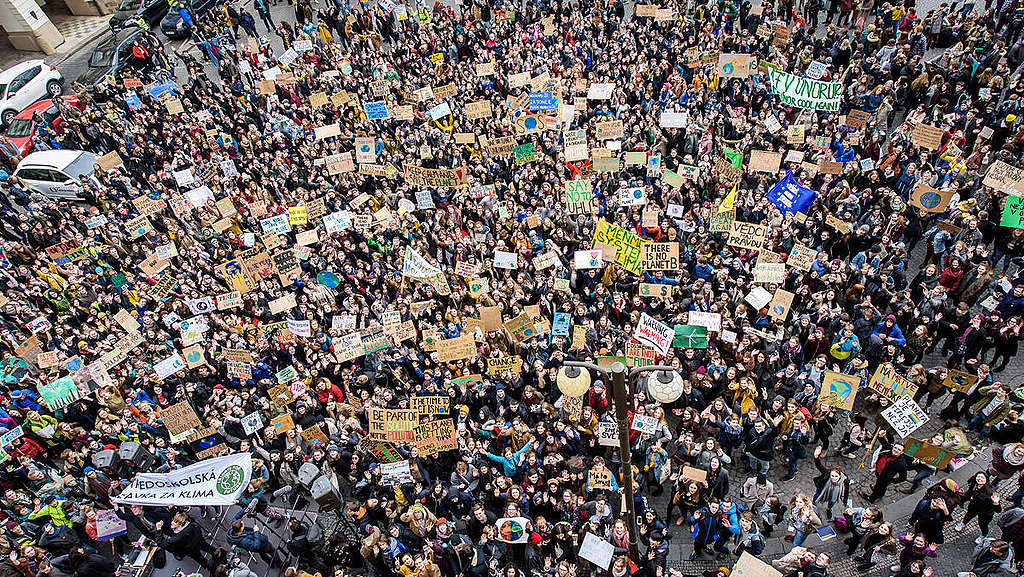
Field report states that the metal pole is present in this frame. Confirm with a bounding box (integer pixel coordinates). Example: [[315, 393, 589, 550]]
[[610, 361, 639, 560]]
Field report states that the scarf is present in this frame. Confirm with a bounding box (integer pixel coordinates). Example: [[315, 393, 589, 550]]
[[1003, 445, 1024, 466]]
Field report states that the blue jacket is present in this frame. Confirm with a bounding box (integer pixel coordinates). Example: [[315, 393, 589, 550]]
[[719, 503, 745, 536], [484, 440, 533, 476], [690, 507, 722, 545], [226, 528, 270, 552], [870, 321, 906, 346]]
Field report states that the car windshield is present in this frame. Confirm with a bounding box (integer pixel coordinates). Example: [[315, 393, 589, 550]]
[[6, 118, 32, 138], [89, 44, 116, 68], [63, 154, 95, 178], [117, 0, 142, 10]]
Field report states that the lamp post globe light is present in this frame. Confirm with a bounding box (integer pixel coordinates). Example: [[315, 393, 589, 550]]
[[645, 369, 685, 404], [556, 365, 592, 397]]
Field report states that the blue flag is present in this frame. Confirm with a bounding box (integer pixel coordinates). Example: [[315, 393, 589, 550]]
[[767, 171, 817, 214]]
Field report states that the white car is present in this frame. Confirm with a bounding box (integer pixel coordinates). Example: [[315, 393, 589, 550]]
[[0, 60, 64, 126], [13, 150, 97, 201]]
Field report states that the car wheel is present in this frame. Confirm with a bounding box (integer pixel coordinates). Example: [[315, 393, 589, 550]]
[[46, 79, 63, 97], [1, 110, 15, 126]]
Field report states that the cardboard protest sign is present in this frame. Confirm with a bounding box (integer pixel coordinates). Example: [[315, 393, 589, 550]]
[[487, 356, 520, 375], [565, 179, 593, 213], [369, 408, 418, 443], [96, 510, 128, 541], [717, 53, 757, 77], [593, 220, 647, 275], [414, 419, 458, 456], [301, 424, 330, 446], [270, 413, 295, 433], [869, 363, 919, 401], [161, 401, 202, 441], [882, 395, 929, 437], [749, 150, 783, 173], [625, 341, 656, 367], [984, 160, 1024, 189], [820, 371, 860, 410], [787, 242, 817, 270], [732, 552, 783, 577], [727, 221, 768, 251], [633, 313, 673, 355], [641, 242, 679, 270], [943, 369, 978, 393], [767, 289, 795, 320], [911, 123, 944, 150], [904, 437, 956, 469], [436, 335, 477, 362], [910, 184, 954, 213], [639, 283, 673, 299], [588, 469, 612, 489], [682, 465, 708, 484], [595, 119, 624, 140]]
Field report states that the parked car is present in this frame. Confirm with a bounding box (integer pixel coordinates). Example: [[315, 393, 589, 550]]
[[12, 150, 97, 201], [4, 96, 87, 156], [161, 0, 220, 38], [109, 0, 169, 30], [0, 60, 64, 127], [76, 28, 149, 88]]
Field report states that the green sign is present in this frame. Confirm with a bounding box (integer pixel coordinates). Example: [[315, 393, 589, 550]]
[[514, 142, 537, 164], [673, 325, 709, 349], [37, 376, 81, 410], [596, 356, 627, 370], [1001, 196, 1024, 229], [0, 358, 28, 384]]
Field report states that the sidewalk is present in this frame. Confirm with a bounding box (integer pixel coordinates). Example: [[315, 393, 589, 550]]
[[0, 11, 111, 72]]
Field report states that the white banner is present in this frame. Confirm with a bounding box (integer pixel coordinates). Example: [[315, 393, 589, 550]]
[[112, 453, 252, 506], [767, 68, 842, 111], [402, 246, 442, 279], [881, 395, 929, 438], [633, 313, 673, 355]]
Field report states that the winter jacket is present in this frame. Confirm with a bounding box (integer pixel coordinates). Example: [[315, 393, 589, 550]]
[[226, 527, 270, 552]]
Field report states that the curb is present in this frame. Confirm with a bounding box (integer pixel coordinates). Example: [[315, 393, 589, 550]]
[[49, 21, 113, 68]]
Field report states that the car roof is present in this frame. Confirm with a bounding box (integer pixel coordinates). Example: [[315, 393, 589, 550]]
[[0, 60, 45, 83], [18, 150, 90, 171], [12, 99, 56, 120], [97, 28, 143, 50]]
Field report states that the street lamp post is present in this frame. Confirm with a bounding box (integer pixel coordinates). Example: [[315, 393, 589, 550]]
[[557, 360, 683, 560]]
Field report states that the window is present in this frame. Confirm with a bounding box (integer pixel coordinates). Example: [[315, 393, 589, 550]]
[[16, 168, 55, 181], [7, 66, 41, 96]]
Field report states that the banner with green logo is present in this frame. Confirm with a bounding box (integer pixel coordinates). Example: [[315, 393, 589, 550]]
[[111, 453, 252, 506]]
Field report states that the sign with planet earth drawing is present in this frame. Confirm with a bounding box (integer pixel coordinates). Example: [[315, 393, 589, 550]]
[[820, 370, 860, 410], [495, 516, 532, 543]]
